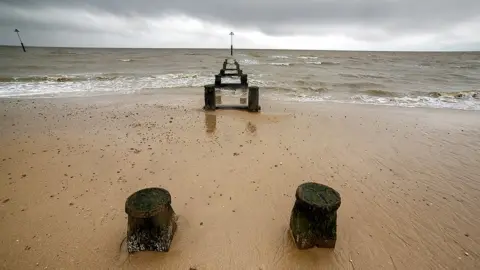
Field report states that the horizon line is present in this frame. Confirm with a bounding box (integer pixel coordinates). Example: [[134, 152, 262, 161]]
[[0, 44, 479, 53]]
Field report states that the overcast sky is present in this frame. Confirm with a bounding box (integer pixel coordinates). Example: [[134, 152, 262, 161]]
[[0, 0, 479, 51]]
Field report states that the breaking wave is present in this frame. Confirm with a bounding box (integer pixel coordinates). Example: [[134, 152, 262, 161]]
[[270, 63, 292, 66], [268, 86, 480, 111], [339, 73, 386, 79], [349, 93, 480, 110], [270, 55, 289, 59], [335, 82, 386, 89], [306, 61, 340, 65], [358, 89, 479, 100], [0, 74, 119, 83], [0, 73, 214, 97], [239, 59, 260, 65]]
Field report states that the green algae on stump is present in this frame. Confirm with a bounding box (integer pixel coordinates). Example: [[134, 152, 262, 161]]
[[125, 187, 177, 253], [290, 182, 341, 249]]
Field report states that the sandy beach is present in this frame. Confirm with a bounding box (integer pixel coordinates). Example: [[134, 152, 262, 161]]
[[1, 92, 479, 269]]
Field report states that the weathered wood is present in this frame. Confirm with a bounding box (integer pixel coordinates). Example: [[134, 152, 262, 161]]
[[216, 104, 249, 110], [241, 74, 248, 86], [215, 75, 221, 87], [248, 86, 260, 112], [125, 187, 177, 253], [204, 84, 216, 110], [289, 182, 341, 249], [220, 69, 225, 76], [217, 83, 247, 89]]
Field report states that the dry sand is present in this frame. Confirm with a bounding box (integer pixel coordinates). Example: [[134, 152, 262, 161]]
[[0, 92, 479, 269]]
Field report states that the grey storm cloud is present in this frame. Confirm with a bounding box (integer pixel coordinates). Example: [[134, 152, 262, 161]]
[[3, 0, 479, 31], [1, 0, 479, 50]]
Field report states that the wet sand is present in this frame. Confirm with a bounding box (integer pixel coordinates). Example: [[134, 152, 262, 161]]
[[0, 92, 479, 269]]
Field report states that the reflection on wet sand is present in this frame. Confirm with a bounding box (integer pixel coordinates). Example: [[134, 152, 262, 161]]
[[205, 112, 258, 135], [205, 113, 217, 133]]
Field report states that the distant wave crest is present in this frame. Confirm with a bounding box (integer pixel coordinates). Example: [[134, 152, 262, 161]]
[[298, 56, 318, 60], [270, 55, 289, 59], [306, 61, 339, 65], [270, 63, 292, 66]]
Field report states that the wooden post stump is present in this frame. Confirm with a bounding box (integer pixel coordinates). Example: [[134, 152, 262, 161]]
[[241, 74, 248, 86], [215, 75, 221, 87], [204, 84, 216, 111], [125, 187, 177, 253], [223, 61, 227, 70], [248, 86, 260, 112], [220, 69, 225, 76], [289, 182, 341, 249]]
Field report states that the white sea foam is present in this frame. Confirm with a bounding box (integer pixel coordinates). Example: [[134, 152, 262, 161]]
[[0, 73, 212, 97], [270, 63, 291, 66], [270, 55, 289, 59], [239, 59, 260, 65], [298, 56, 318, 60], [306, 61, 340, 65], [282, 94, 480, 111]]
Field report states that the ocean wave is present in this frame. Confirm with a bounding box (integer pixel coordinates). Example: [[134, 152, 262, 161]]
[[306, 87, 328, 93], [184, 53, 212, 56], [335, 82, 386, 89], [270, 63, 292, 66], [360, 89, 400, 97], [239, 59, 260, 65], [306, 61, 339, 65], [0, 74, 119, 83], [298, 56, 318, 60], [271, 90, 480, 111], [452, 64, 480, 69], [425, 91, 479, 99], [349, 94, 480, 110], [0, 72, 218, 97], [247, 52, 262, 58], [119, 59, 133, 62], [358, 89, 479, 100], [49, 50, 84, 55], [270, 55, 289, 59], [339, 73, 386, 79]]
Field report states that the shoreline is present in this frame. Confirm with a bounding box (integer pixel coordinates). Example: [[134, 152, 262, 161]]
[[1, 92, 479, 269], [1, 89, 480, 113]]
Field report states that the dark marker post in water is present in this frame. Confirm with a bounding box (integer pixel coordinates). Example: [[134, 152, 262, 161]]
[[14, 29, 26, 52], [230, 31, 234, 56]]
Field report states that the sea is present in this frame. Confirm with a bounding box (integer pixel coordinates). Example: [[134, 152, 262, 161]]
[[1, 46, 479, 110]]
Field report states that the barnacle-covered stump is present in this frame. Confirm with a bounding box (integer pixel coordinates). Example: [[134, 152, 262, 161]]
[[289, 182, 341, 249], [125, 187, 177, 253]]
